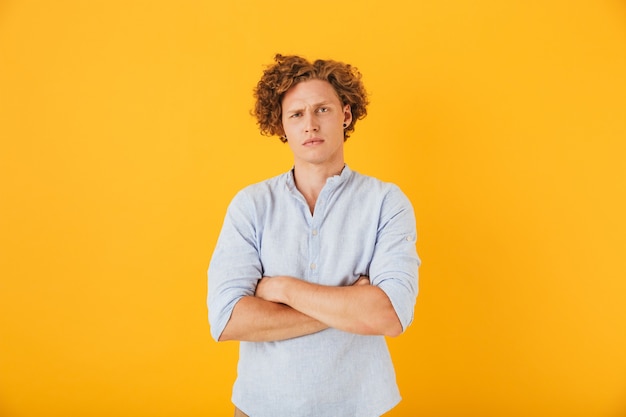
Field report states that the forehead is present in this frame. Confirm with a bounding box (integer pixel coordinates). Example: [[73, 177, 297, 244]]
[[282, 79, 342, 108]]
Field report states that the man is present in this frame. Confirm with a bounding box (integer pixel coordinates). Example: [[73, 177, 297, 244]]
[[208, 54, 420, 417]]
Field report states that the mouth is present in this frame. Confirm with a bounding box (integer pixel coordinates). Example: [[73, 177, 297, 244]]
[[303, 138, 324, 146]]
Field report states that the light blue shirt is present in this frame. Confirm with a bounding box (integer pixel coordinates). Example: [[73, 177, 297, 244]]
[[208, 165, 420, 417]]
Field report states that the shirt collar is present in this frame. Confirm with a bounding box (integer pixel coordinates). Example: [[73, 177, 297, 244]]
[[286, 164, 352, 191]]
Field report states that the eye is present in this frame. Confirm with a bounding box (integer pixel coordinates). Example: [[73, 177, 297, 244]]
[[290, 112, 302, 118], [317, 107, 329, 113]]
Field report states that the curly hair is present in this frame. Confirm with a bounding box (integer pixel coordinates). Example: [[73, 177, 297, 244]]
[[253, 54, 369, 143]]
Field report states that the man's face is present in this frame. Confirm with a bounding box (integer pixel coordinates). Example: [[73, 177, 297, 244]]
[[281, 79, 352, 169]]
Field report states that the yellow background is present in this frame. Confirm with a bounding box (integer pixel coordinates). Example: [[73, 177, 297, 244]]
[[1, 1, 625, 416]]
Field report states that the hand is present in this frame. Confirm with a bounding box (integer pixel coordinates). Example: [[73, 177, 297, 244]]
[[255, 276, 287, 304], [352, 276, 370, 286]]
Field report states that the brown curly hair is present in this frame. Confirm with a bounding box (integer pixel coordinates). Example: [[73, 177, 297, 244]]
[[253, 54, 369, 143]]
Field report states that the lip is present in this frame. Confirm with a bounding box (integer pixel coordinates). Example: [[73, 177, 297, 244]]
[[303, 137, 324, 146]]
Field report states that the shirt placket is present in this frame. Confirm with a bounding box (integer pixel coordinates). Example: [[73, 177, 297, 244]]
[[308, 203, 321, 283], [308, 180, 337, 283]]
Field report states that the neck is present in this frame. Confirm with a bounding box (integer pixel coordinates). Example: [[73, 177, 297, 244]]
[[293, 161, 345, 213]]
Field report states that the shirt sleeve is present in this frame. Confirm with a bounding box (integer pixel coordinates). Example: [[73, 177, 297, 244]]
[[369, 185, 421, 332], [207, 190, 262, 341]]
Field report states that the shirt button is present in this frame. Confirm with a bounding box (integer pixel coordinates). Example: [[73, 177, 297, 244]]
[[312, 229, 318, 236], [310, 263, 316, 270]]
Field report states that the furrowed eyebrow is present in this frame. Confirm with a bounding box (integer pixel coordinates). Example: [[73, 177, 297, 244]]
[[314, 100, 333, 108], [285, 101, 333, 114], [285, 107, 304, 115]]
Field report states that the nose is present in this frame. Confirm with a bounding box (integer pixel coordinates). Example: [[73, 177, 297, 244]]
[[304, 111, 319, 132]]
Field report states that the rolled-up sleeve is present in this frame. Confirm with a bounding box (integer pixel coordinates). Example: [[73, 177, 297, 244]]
[[369, 186, 420, 332], [207, 191, 262, 341]]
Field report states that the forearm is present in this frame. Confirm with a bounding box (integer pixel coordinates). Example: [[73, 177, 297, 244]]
[[218, 295, 328, 342], [258, 277, 403, 337]]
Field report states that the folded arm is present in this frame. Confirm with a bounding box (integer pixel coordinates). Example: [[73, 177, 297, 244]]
[[255, 275, 403, 337], [218, 295, 328, 342], [218, 276, 382, 342]]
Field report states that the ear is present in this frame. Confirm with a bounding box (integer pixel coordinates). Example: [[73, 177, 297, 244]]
[[277, 125, 288, 143], [343, 104, 353, 127]]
